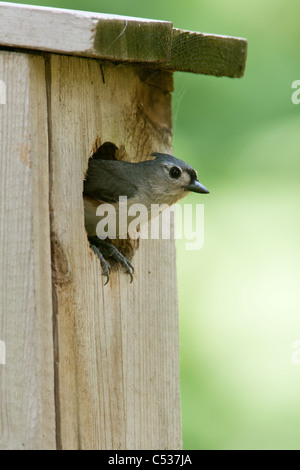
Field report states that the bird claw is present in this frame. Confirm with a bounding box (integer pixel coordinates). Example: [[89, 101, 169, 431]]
[[90, 243, 112, 284], [102, 264, 111, 285], [104, 243, 134, 282], [89, 239, 134, 283]]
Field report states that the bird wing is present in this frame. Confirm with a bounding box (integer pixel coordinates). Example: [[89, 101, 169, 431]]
[[83, 159, 138, 203]]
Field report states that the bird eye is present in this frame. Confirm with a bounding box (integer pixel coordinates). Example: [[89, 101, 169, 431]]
[[169, 166, 181, 179]]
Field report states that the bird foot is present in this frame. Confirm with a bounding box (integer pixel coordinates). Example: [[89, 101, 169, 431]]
[[89, 238, 134, 284], [90, 243, 111, 284]]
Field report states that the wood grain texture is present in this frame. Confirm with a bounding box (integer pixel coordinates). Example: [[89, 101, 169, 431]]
[[0, 2, 247, 77], [0, 51, 55, 449], [0, 2, 172, 63], [48, 55, 181, 449], [169, 28, 248, 77]]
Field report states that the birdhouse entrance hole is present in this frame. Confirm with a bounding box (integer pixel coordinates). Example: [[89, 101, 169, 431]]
[[84, 139, 139, 276]]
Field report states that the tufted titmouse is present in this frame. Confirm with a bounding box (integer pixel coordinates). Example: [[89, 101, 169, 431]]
[[83, 151, 209, 283]]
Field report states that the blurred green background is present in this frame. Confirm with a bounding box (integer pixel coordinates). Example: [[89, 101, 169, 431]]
[[10, 0, 300, 450]]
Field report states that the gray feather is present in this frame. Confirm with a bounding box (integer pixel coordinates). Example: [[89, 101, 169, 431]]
[[84, 159, 139, 202]]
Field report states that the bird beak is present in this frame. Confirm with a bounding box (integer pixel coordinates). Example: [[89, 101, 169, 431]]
[[185, 180, 209, 194]]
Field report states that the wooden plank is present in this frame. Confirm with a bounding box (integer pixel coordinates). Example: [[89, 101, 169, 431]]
[[0, 2, 247, 78], [48, 54, 181, 449], [0, 2, 172, 63], [169, 28, 248, 77], [0, 51, 55, 449]]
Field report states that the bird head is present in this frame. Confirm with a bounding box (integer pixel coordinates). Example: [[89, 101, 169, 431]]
[[145, 153, 209, 205]]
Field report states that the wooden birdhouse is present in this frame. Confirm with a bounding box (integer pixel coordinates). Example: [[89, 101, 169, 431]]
[[0, 2, 247, 450]]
